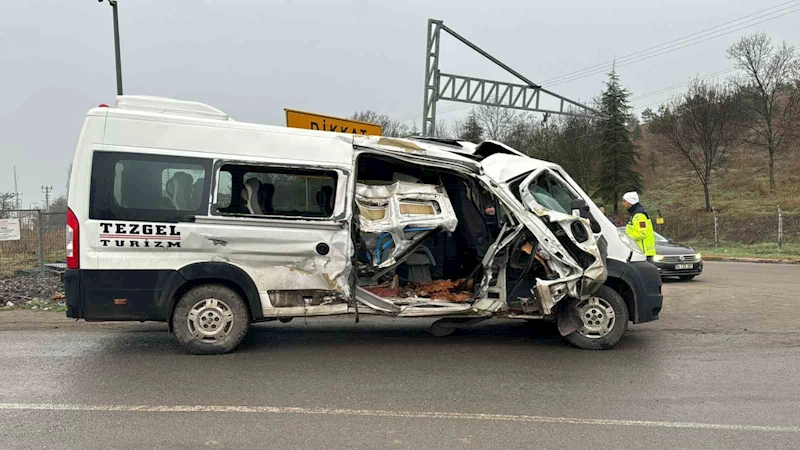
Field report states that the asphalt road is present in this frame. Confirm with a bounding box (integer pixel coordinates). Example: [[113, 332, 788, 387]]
[[1, 262, 799, 449]]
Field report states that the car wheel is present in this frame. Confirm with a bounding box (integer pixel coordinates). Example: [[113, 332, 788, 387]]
[[560, 286, 628, 350], [172, 284, 250, 355], [679, 275, 696, 281]]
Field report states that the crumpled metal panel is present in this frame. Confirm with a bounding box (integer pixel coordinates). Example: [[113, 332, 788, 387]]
[[513, 170, 607, 305], [356, 181, 458, 268]]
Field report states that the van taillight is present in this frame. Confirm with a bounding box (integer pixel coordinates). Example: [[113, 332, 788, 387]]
[[66, 208, 79, 269]]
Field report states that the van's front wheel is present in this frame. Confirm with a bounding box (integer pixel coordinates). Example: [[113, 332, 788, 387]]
[[172, 284, 250, 355], [559, 286, 628, 350]]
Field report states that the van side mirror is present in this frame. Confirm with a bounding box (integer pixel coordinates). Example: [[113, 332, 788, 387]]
[[570, 198, 601, 233], [570, 199, 588, 211]]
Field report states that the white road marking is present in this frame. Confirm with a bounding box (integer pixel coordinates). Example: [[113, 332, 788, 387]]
[[0, 402, 797, 433]]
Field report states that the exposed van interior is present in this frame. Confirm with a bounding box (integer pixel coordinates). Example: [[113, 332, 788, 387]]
[[353, 154, 553, 314]]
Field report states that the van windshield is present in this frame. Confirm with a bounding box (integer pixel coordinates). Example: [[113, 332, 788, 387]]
[[528, 171, 578, 215]]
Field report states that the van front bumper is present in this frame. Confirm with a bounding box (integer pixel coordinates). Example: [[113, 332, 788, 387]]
[[628, 261, 663, 323], [654, 260, 703, 278], [607, 258, 663, 324]]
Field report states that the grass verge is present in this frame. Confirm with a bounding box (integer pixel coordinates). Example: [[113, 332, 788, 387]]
[[686, 241, 800, 261]]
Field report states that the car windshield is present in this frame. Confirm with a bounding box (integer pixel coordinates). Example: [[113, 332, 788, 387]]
[[618, 226, 670, 243]]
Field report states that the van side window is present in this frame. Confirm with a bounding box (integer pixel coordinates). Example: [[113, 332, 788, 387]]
[[90, 152, 211, 222], [215, 164, 337, 218]]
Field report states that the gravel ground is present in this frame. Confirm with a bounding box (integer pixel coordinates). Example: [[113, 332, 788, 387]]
[[0, 273, 65, 310]]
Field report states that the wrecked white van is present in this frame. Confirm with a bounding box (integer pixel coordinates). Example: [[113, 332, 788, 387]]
[[65, 96, 662, 354]]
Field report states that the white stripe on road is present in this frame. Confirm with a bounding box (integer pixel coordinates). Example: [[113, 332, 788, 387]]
[[0, 402, 798, 433]]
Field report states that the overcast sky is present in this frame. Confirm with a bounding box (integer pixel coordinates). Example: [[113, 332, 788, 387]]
[[2, 0, 799, 206]]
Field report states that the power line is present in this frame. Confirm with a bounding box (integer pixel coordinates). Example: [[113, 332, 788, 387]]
[[541, 0, 798, 86], [392, 1, 800, 124], [546, 4, 800, 88]]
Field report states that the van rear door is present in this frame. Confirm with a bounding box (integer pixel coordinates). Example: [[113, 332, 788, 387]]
[[83, 149, 215, 320]]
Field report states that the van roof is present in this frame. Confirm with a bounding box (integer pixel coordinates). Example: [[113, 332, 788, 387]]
[[481, 153, 560, 182], [98, 96, 480, 169]]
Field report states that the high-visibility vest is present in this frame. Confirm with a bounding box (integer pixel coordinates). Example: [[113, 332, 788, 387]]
[[626, 212, 656, 256]]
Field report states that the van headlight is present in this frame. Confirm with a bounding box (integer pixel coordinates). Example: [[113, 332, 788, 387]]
[[652, 255, 664, 262], [616, 228, 643, 255]]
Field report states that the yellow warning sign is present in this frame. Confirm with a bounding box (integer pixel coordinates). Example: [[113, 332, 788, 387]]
[[656, 217, 665, 225], [285, 109, 382, 136]]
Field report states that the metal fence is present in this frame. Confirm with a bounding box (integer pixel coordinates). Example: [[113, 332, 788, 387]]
[[0, 210, 65, 276], [651, 209, 799, 248]]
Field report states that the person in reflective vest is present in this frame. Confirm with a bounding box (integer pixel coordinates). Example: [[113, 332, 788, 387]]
[[622, 191, 656, 259]]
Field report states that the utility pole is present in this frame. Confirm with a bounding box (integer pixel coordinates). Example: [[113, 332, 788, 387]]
[[13, 166, 21, 209], [41, 186, 52, 212], [99, 0, 123, 95]]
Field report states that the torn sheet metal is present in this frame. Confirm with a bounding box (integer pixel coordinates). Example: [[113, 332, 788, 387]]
[[511, 170, 606, 301], [475, 223, 524, 302], [356, 181, 457, 268]]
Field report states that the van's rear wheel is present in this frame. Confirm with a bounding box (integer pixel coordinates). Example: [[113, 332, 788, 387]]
[[559, 286, 628, 350], [172, 284, 250, 355]]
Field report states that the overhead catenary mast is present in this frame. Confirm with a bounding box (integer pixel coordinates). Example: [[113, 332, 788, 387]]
[[422, 19, 604, 136]]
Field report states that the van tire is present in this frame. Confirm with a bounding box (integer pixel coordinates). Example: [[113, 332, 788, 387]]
[[560, 286, 628, 350], [171, 284, 250, 355]]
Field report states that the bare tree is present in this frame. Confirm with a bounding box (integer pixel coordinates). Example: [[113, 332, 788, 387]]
[[502, 114, 537, 153], [432, 119, 453, 138], [727, 33, 800, 188], [0, 192, 15, 219], [49, 195, 68, 213], [649, 80, 743, 212], [350, 110, 409, 137], [474, 105, 516, 141]]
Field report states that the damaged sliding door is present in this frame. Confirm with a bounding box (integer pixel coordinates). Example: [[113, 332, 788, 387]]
[[192, 162, 354, 316]]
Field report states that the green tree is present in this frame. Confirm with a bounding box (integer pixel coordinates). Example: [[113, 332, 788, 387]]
[[640, 107, 656, 123], [594, 69, 642, 215], [459, 109, 484, 143]]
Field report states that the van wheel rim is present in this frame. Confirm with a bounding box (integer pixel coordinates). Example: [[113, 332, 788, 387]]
[[187, 298, 234, 342], [575, 297, 615, 339]]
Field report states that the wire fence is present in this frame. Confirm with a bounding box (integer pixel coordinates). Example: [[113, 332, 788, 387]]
[[609, 208, 799, 249], [0, 210, 65, 277]]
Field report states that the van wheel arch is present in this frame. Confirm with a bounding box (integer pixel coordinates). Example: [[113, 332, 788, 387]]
[[603, 276, 635, 322], [604, 258, 639, 322], [164, 262, 263, 331]]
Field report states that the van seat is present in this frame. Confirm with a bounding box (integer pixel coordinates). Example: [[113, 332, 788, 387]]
[[316, 186, 334, 216], [165, 172, 194, 210], [260, 183, 275, 215], [191, 178, 204, 209], [241, 178, 263, 215]]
